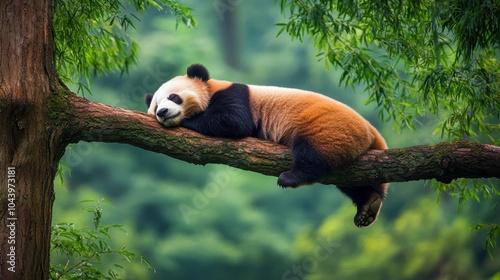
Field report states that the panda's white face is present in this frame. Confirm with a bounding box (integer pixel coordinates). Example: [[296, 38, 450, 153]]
[[148, 76, 206, 127]]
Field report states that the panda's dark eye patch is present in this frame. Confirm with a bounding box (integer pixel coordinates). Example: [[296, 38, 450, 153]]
[[168, 93, 183, 105]]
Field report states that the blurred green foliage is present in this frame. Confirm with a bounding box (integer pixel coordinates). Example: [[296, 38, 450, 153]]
[[289, 199, 499, 280], [52, 0, 499, 279]]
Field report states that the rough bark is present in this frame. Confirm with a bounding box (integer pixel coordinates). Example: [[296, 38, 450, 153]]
[[57, 92, 500, 186], [0, 0, 63, 279]]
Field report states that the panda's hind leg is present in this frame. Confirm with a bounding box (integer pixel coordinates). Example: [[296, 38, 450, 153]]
[[277, 136, 387, 227], [277, 136, 331, 188], [337, 184, 387, 227]]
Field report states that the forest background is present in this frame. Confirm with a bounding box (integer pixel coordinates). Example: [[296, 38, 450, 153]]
[[51, 0, 500, 279]]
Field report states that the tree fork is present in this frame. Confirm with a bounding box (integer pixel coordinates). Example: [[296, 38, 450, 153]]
[[60, 92, 500, 186]]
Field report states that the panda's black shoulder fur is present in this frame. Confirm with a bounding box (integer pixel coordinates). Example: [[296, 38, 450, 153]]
[[181, 83, 256, 139], [187, 64, 210, 81]]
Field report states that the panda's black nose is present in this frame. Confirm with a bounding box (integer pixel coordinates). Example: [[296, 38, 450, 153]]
[[157, 108, 168, 118]]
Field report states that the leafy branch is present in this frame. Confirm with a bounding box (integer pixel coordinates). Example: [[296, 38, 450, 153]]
[[53, 0, 196, 95], [277, 0, 500, 140], [50, 199, 154, 279]]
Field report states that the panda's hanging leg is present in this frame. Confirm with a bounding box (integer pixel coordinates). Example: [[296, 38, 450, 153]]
[[342, 125, 388, 227], [337, 184, 387, 227], [277, 136, 332, 188], [277, 135, 387, 227]]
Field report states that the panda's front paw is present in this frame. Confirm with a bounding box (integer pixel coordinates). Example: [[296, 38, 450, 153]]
[[277, 170, 303, 188], [147, 109, 156, 117]]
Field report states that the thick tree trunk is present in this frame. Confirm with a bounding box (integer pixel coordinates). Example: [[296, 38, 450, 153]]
[[0, 0, 61, 279]]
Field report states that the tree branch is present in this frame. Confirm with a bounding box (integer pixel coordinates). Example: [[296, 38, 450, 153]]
[[55, 93, 500, 186]]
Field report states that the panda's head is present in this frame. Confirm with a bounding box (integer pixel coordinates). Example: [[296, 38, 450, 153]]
[[145, 64, 210, 127]]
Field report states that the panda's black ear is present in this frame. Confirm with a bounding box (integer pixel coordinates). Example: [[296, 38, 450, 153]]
[[187, 64, 210, 82], [144, 93, 153, 108]]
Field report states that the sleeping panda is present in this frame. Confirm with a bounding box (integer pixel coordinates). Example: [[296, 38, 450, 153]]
[[145, 64, 389, 227]]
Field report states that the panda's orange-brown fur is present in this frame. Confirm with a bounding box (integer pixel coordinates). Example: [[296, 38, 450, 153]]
[[205, 82, 387, 165], [146, 64, 389, 227], [248, 86, 384, 164]]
